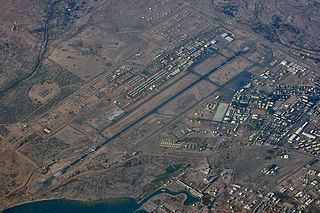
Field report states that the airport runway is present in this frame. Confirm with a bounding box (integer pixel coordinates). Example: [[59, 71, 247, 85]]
[[57, 47, 249, 176]]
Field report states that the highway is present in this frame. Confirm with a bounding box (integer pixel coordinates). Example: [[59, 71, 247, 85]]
[[55, 47, 249, 176]]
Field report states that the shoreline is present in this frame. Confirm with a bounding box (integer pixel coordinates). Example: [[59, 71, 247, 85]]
[[2, 187, 200, 212], [1, 195, 138, 213]]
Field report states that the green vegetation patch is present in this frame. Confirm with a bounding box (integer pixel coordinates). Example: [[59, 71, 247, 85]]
[[155, 164, 182, 183], [141, 70, 151, 77]]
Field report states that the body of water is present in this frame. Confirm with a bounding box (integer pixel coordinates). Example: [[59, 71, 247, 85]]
[[3, 188, 199, 213], [3, 199, 139, 213]]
